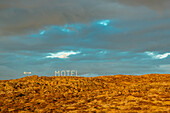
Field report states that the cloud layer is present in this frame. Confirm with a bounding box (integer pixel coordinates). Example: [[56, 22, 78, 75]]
[[0, 0, 170, 79], [1, 0, 170, 36]]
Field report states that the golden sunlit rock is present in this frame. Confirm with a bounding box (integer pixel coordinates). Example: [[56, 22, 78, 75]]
[[0, 74, 169, 112]]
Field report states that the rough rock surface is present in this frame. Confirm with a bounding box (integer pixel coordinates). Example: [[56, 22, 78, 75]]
[[0, 74, 170, 113]]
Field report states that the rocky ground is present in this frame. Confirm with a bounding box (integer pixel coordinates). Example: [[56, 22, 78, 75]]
[[0, 74, 170, 113]]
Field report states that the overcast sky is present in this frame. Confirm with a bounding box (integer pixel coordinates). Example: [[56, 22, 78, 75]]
[[0, 0, 170, 80]]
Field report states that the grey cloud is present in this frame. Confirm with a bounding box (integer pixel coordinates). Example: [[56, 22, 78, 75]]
[[0, 17, 170, 54], [0, 0, 110, 36], [1, 0, 169, 36], [116, 0, 170, 11], [0, 0, 170, 79]]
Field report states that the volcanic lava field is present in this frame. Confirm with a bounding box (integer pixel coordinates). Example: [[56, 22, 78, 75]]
[[0, 74, 169, 113]]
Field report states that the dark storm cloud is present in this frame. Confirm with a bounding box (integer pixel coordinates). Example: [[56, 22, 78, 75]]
[[115, 0, 170, 11], [0, 18, 170, 53], [0, 0, 111, 36], [1, 0, 170, 36], [0, 0, 170, 79]]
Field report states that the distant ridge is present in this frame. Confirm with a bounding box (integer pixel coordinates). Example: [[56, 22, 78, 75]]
[[1, 73, 170, 81]]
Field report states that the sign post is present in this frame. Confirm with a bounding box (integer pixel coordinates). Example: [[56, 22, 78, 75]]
[[24, 72, 31, 76]]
